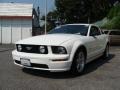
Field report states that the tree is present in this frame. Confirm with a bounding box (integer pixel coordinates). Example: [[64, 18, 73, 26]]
[[55, 0, 111, 23], [41, 10, 58, 32]]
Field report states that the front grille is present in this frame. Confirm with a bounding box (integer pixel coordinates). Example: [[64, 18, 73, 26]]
[[16, 44, 48, 54], [14, 60, 48, 69]]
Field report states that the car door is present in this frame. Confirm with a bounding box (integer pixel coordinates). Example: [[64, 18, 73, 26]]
[[99, 28, 107, 52], [87, 26, 102, 61], [109, 31, 120, 45]]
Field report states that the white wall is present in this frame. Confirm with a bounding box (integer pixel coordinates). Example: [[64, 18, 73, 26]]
[[0, 19, 1, 43], [0, 3, 33, 17], [2, 19, 11, 44], [0, 18, 32, 44], [21, 19, 32, 39], [12, 19, 21, 43]]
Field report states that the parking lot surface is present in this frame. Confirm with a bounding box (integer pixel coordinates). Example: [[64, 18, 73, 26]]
[[0, 45, 120, 90]]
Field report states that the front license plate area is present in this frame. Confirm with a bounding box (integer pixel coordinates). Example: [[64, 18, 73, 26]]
[[20, 58, 31, 67]]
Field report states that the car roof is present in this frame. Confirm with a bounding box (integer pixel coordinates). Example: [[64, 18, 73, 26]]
[[103, 30, 120, 31], [64, 23, 93, 26]]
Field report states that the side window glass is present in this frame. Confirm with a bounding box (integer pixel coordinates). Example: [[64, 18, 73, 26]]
[[109, 31, 120, 35], [90, 27, 95, 36], [104, 31, 109, 34], [90, 26, 101, 36]]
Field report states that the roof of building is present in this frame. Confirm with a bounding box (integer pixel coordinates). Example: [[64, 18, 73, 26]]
[[0, 3, 33, 18]]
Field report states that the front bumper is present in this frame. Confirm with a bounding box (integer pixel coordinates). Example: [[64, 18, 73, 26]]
[[12, 50, 72, 72]]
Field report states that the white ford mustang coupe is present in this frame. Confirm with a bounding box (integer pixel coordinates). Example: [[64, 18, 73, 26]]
[[12, 24, 109, 74]]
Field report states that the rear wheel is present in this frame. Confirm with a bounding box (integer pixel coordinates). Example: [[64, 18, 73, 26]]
[[71, 49, 86, 74]]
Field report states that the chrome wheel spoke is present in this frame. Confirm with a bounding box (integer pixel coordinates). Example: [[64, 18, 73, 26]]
[[76, 52, 85, 72]]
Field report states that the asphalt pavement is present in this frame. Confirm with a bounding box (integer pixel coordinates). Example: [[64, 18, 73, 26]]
[[0, 45, 120, 90], [0, 44, 14, 52]]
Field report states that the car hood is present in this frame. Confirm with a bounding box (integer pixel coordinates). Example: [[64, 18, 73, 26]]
[[16, 34, 80, 46]]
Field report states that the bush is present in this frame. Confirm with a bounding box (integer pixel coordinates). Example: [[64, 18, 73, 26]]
[[107, 4, 120, 19], [102, 16, 120, 29], [101, 3, 120, 29]]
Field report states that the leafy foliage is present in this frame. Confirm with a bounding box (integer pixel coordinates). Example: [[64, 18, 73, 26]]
[[102, 3, 120, 29], [55, 0, 110, 23], [102, 16, 120, 29], [40, 10, 57, 32], [41, 0, 113, 32], [107, 3, 120, 19]]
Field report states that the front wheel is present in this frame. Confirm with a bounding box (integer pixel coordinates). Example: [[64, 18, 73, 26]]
[[103, 44, 109, 58], [71, 49, 86, 74]]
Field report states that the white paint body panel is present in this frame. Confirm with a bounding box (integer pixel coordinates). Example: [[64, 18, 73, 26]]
[[16, 34, 87, 46], [12, 50, 71, 72], [12, 24, 109, 72]]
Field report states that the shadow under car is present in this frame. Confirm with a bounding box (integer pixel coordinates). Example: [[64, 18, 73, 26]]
[[22, 54, 115, 79]]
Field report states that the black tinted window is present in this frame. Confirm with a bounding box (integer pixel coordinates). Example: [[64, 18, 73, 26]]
[[90, 26, 101, 36], [104, 31, 109, 34], [48, 25, 88, 36], [109, 31, 120, 35]]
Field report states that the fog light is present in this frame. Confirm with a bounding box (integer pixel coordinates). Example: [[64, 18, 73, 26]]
[[17, 45, 22, 51], [39, 46, 46, 54]]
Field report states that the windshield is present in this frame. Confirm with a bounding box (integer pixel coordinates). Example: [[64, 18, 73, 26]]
[[48, 25, 89, 36]]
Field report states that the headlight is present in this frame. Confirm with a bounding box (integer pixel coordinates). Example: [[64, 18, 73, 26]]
[[51, 46, 67, 54], [39, 46, 46, 54], [17, 44, 22, 51]]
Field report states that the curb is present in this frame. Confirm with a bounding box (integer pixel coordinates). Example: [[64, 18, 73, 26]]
[[0, 49, 13, 52]]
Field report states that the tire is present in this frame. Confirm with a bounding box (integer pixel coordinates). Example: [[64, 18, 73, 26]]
[[71, 49, 86, 74], [103, 44, 109, 58]]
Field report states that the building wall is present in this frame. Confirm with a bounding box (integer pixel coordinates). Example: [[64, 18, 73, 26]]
[[0, 19, 1, 43], [0, 3, 33, 17], [0, 18, 32, 44]]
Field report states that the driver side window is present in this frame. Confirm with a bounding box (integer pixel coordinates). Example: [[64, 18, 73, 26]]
[[90, 26, 101, 36]]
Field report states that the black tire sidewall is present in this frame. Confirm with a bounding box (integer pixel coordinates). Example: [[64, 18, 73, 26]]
[[70, 49, 86, 74], [103, 44, 109, 58]]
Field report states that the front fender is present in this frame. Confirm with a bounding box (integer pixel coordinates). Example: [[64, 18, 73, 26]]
[[69, 40, 85, 62]]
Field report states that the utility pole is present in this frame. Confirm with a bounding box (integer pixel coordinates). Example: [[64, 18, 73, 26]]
[[37, 6, 40, 26], [45, 0, 47, 34]]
